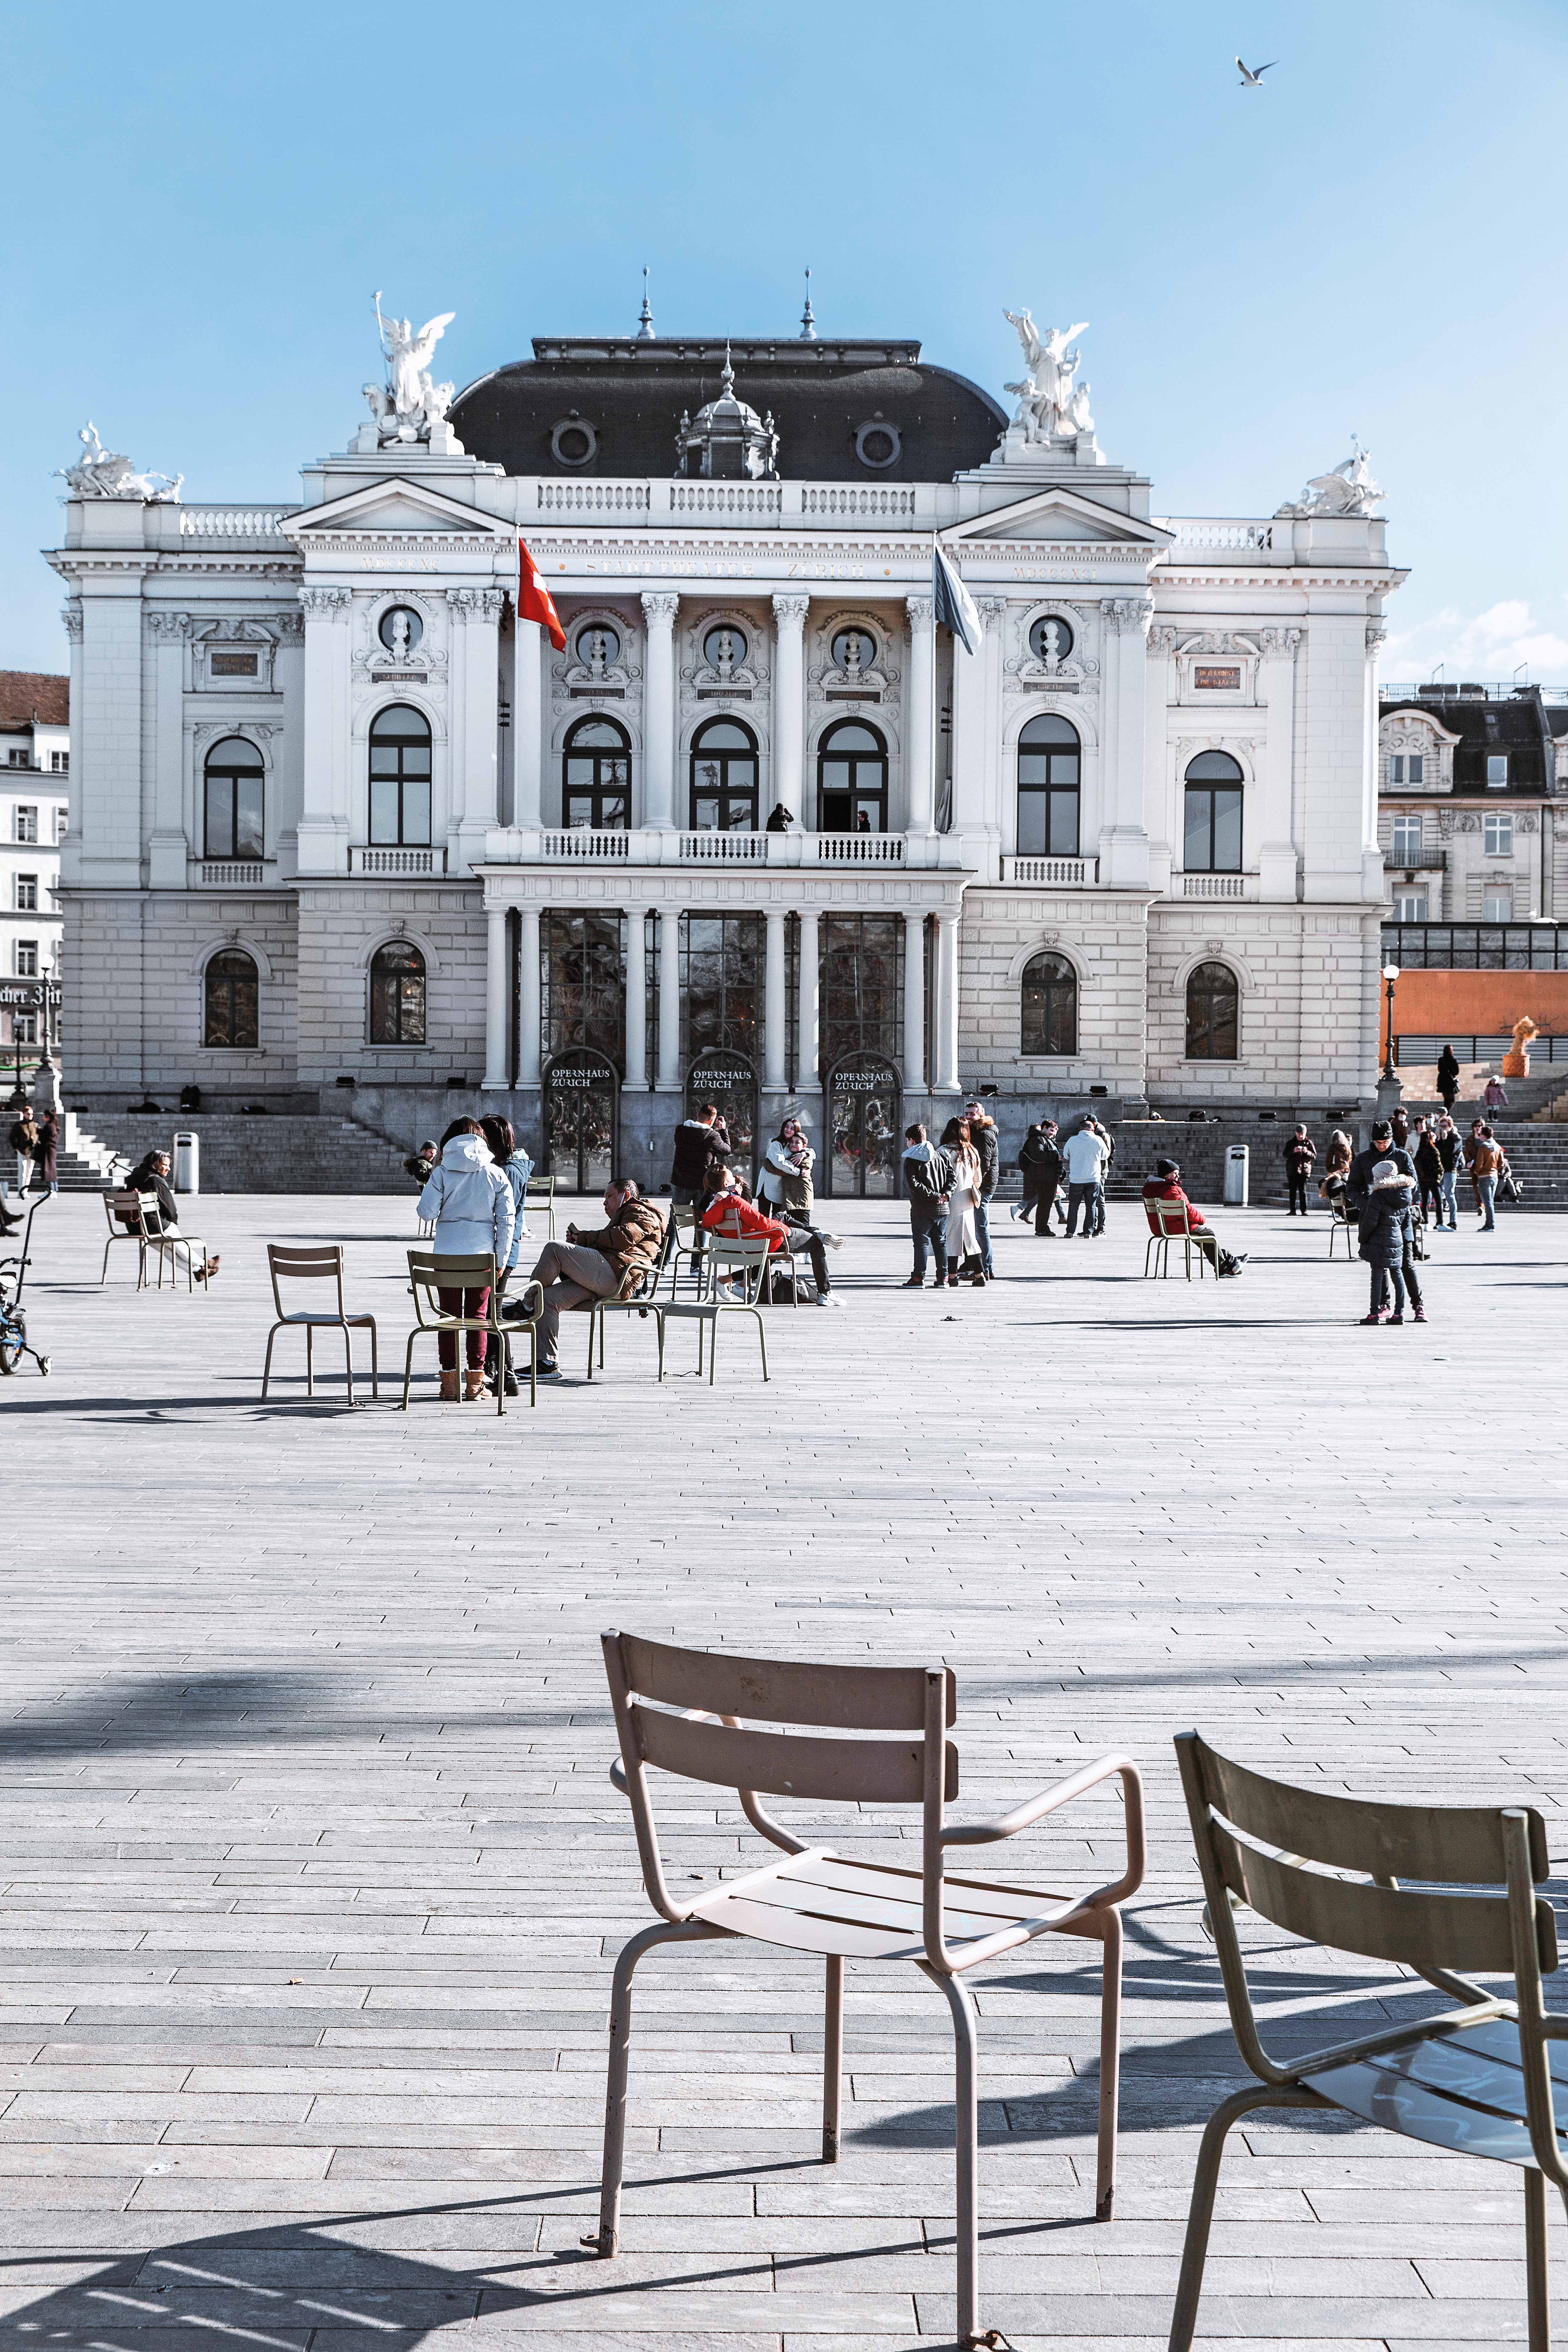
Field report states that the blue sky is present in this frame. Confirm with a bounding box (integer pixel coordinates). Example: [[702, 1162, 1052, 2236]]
[[4, 0, 1565, 682]]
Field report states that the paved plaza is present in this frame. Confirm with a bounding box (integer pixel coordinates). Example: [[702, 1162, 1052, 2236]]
[[1, 1187, 1566, 2350]]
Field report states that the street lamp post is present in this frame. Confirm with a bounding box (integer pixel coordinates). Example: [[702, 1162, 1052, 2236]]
[[1381, 962, 1400, 1081]]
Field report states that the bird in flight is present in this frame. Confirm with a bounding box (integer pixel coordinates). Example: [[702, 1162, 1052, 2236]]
[[1236, 56, 1276, 86]]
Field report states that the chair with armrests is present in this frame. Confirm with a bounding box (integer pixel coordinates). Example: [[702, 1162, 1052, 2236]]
[[101, 1190, 146, 1287], [592, 1633, 1144, 2351], [261, 1244, 378, 1405], [402, 1251, 507, 1414], [1170, 1732, 1566, 2352], [526, 1172, 556, 1240], [658, 1202, 707, 1299], [1143, 1194, 1209, 1280], [583, 1237, 668, 1381], [656, 1235, 771, 1382], [135, 1191, 210, 1294]]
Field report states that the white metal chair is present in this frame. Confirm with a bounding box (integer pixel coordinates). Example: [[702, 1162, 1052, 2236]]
[[656, 1235, 771, 1382], [135, 1192, 210, 1293], [261, 1244, 378, 1404], [526, 1173, 556, 1240], [592, 1632, 1145, 2350], [101, 1190, 146, 1286], [1143, 1195, 1210, 1279]]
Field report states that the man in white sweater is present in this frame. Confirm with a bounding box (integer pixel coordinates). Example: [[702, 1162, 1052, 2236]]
[[1062, 1120, 1109, 1239]]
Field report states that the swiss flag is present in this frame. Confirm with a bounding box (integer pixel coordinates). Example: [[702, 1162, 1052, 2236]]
[[516, 536, 566, 650]]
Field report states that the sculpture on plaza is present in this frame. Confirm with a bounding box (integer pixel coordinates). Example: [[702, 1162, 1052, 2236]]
[[56, 422, 182, 502], [1275, 437, 1385, 519], [1503, 1014, 1540, 1078], [1003, 309, 1093, 443], [368, 295, 458, 442]]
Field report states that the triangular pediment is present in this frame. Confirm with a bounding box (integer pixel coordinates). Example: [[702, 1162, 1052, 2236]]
[[286, 477, 511, 538], [944, 485, 1173, 548]]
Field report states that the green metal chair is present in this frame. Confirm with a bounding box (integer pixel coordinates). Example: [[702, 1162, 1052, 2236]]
[[656, 1235, 771, 1383], [583, 1253, 665, 1381], [403, 1251, 516, 1413], [1170, 1731, 1566, 2352], [1327, 1192, 1355, 1260], [526, 1173, 556, 1240]]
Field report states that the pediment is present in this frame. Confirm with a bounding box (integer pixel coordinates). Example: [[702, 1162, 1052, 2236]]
[[944, 485, 1173, 548], [287, 478, 511, 539]]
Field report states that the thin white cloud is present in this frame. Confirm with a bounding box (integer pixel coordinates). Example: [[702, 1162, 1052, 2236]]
[[1383, 600, 1568, 687]]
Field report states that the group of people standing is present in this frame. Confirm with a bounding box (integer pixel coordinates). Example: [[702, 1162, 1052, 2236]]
[[670, 1105, 844, 1304], [899, 1100, 1004, 1287], [3, 1103, 59, 1235]]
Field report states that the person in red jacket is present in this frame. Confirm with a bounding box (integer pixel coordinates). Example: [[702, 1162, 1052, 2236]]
[[701, 1165, 838, 1305], [1141, 1159, 1247, 1278]]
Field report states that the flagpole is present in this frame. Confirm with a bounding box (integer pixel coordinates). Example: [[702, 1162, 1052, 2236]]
[[930, 528, 939, 841]]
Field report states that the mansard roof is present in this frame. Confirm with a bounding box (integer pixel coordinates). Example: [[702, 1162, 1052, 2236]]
[[448, 336, 1007, 483], [1381, 684, 1553, 794]]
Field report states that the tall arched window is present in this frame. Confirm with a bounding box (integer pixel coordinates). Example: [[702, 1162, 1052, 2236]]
[[369, 706, 432, 846], [563, 716, 631, 829], [369, 941, 426, 1045], [1017, 716, 1080, 856], [1021, 952, 1077, 1056], [1185, 961, 1239, 1060], [204, 948, 258, 1049], [1183, 750, 1244, 873], [204, 737, 265, 860], [689, 718, 759, 832], [818, 720, 887, 833]]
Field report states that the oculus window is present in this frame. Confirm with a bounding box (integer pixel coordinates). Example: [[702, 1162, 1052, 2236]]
[[377, 606, 423, 655], [368, 941, 426, 1046], [702, 623, 746, 672], [1183, 750, 1244, 873], [817, 719, 888, 833], [1185, 961, 1239, 1060], [1017, 714, 1081, 856], [368, 706, 432, 846], [204, 949, 259, 1050], [1021, 951, 1077, 1056], [830, 627, 876, 674], [562, 715, 631, 830], [1027, 615, 1074, 664], [204, 737, 265, 860], [689, 717, 758, 832]]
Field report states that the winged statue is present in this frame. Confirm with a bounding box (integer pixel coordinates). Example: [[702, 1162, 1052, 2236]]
[[373, 296, 457, 435], [1002, 310, 1091, 443]]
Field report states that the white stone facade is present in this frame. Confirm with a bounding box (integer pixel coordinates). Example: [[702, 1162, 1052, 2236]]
[[46, 319, 1403, 1171], [0, 682, 69, 1063]]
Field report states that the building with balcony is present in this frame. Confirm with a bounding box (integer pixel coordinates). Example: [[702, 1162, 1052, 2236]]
[[0, 671, 69, 1069], [48, 311, 1402, 1192]]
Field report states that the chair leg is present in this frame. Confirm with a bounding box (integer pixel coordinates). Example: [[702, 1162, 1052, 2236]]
[[1168, 2083, 1318, 2352], [305, 1324, 314, 1398], [343, 1325, 355, 1409], [369, 1322, 379, 1401], [935, 1968, 982, 2348], [101, 1237, 112, 1285], [594, 1919, 720, 2258], [755, 1309, 768, 1383], [823, 1954, 843, 2162], [401, 1334, 418, 1410], [261, 1326, 278, 1401], [1525, 2167, 1551, 2352], [1094, 1904, 1123, 2219]]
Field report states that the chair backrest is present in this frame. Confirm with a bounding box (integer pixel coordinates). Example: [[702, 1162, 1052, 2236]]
[[526, 1173, 554, 1200], [603, 1629, 957, 1930], [106, 1189, 141, 1234], [1176, 1731, 1556, 2079], [1151, 1196, 1194, 1236], [267, 1243, 345, 1320], [407, 1250, 499, 1329], [703, 1235, 772, 1302], [135, 1190, 168, 1241]]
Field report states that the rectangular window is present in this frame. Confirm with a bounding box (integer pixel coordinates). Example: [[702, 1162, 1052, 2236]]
[[53, 808, 67, 842], [1487, 754, 1508, 787], [1393, 890, 1428, 921], [14, 805, 38, 842], [680, 914, 763, 1065], [1391, 815, 1422, 863], [539, 911, 626, 1068], [1389, 755, 1404, 784], [819, 914, 903, 1069], [6, 751, 26, 769], [205, 772, 265, 859], [1183, 784, 1244, 873], [1484, 813, 1513, 855], [1408, 754, 1424, 784], [10, 1011, 37, 1046], [1484, 886, 1513, 922], [49, 751, 68, 774], [16, 940, 38, 978], [15, 874, 38, 912]]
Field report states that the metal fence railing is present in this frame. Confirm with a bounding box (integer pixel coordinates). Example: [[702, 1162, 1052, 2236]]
[[1382, 923, 1568, 970]]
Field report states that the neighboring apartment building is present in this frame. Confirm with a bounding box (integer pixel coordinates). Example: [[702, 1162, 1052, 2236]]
[[0, 672, 69, 1062], [49, 302, 1401, 1192]]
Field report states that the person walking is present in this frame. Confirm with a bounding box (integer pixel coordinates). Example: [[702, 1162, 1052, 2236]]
[[1482, 1073, 1509, 1113], [1390, 1103, 1412, 1157], [1284, 1124, 1317, 1216], [416, 1118, 515, 1401], [526, 1178, 665, 1374], [1089, 1117, 1115, 1234], [1471, 1123, 1504, 1231], [1462, 1116, 1488, 1215], [1413, 1120, 1443, 1230], [1356, 1157, 1423, 1324], [963, 1099, 1000, 1277], [403, 1138, 438, 1190], [1062, 1118, 1108, 1239], [9, 1104, 37, 1199], [1433, 1113, 1463, 1230], [901, 1122, 953, 1288], [30, 1109, 59, 1196], [1012, 1120, 1051, 1226], [1437, 1043, 1460, 1112], [479, 1114, 532, 1398], [939, 1115, 985, 1286]]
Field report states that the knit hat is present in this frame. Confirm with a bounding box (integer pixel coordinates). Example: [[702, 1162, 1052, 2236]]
[[1369, 1158, 1411, 1190]]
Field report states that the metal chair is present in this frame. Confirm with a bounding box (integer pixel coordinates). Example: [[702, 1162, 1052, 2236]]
[[135, 1192, 210, 1293], [261, 1244, 378, 1405], [1142, 1195, 1210, 1279], [101, 1189, 146, 1286], [526, 1173, 556, 1240], [1327, 1191, 1355, 1259], [583, 1251, 666, 1381], [657, 1203, 706, 1298], [703, 1198, 808, 1305], [1170, 1732, 1566, 2352], [592, 1632, 1145, 2350], [656, 1235, 771, 1382], [402, 1251, 507, 1414]]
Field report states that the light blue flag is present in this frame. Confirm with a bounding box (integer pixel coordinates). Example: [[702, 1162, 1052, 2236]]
[[932, 541, 982, 656]]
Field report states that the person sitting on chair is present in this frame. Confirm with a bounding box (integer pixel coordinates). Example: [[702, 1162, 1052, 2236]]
[[700, 1164, 795, 1298], [1141, 1159, 1247, 1278], [128, 1151, 220, 1285], [525, 1177, 665, 1378]]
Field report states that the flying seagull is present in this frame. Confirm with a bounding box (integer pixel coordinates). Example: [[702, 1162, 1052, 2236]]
[[1236, 56, 1276, 86]]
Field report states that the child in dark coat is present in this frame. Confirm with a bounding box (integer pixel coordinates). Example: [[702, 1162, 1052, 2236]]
[[1358, 1157, 1425, 1325]]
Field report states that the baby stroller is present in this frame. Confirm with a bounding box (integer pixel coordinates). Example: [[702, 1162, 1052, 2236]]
[[0, 1193, 52, 1375]]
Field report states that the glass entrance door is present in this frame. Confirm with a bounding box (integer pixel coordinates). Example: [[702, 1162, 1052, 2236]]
[[685, 1051, 759, 1191], [826, 1052, 901, 1198], [544, 1048, 619, 1194]]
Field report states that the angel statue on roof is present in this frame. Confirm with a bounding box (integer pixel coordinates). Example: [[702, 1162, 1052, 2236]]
[[373, 295, 457, 437]]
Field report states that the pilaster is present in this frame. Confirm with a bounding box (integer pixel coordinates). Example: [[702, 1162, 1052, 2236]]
[[1100, 596, 1152, 888], [296, 586, 353, 875], [1258, 627, 1303, 901], [771, 595, 809, 824], [904, 597, 935, 835], [147, 611, 192, 887], [642, 594, 680, 830]]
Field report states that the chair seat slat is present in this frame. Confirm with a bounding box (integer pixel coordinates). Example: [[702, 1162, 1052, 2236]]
[[621, 1632, 938, 1731], [1304, 2032, 1559, 2167]]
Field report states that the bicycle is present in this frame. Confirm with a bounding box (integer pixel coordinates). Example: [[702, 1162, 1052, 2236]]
[[0, 1193, 52, 1376]]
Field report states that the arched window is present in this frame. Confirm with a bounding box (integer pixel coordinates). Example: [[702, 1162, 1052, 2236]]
[[1183, 750, 1244, 874], [563, 715, 631, 830], [1017, 715, 1080, 856], [1021, 952, 1077, 1056], [204, 948, 258, 1049], [369, 706, 432, 846], [1185, 961, 1239, 1060], [689, 718, 759, 832], [818, 720, 887, 834], [204, 737, 264, 860], [369, 941, 426, 1046]]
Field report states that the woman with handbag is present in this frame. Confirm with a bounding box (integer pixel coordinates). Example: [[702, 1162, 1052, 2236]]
[[758, 1118, 844, 1305], [940, 1115, 985, 1288]]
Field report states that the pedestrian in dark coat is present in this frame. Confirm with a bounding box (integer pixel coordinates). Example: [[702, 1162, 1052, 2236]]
[[1284, 1125, 1317, 1216], [1013, 1121, 1053, 1225], [1355, 1155, 1424, 1324], [1413, 1125, 1443, 1227], [1437, 1044, 1460, 1111], [1031, 1124, 1067, 1238], [30, 1111, 58, 1192]]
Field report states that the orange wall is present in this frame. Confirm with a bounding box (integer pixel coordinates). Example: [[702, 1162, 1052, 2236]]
[[1392, 969, 1568, 1039]]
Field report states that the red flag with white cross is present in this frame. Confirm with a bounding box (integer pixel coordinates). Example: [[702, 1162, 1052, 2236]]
[[516, 537, 566, 650]]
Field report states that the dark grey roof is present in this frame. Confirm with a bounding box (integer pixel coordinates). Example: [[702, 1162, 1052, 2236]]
[[448, 337, 1007, 483], [1380, 686, 1553, 793]]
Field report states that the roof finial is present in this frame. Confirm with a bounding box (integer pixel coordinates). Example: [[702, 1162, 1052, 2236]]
[[800, 268, 816, 342], [636, 267, 655, 341], [721, 340, 735, 394]]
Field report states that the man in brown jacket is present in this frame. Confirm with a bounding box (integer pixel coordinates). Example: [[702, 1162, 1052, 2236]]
[[523, 1178, 666, 1374]]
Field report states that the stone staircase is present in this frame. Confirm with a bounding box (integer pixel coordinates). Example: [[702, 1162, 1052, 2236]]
[[45, 1113, 415, 1196]]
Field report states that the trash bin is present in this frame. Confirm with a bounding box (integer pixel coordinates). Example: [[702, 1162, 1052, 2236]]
[[1224, 1143, 1249, 1207], [172, 1131, 200, 1196]]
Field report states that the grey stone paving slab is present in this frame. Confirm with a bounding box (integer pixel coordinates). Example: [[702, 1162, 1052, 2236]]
[[4, 1192, 1568, 2347]]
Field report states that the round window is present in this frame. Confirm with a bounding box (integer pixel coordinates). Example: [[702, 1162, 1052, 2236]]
[[378, 606, 424, 655], [550, 416, 598, 466], [831, 627, 876, 674], [854, 417, 902, 469], [1028, 615, 1074, 665], [575, 622, 621, 670], [702, 623, 747, 671]]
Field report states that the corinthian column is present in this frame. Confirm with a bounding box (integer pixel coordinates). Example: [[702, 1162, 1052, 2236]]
[[771, 595, 809, 825], [483, 901, 510, 1090], [641, 593, 680, 829], [904, 597, 935, 835]]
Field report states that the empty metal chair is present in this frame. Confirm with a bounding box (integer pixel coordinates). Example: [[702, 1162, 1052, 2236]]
[[1327, 1192, 1355, 1260], [656, 1235, 771, 1382], [1143, 1194, 1209, 1280], [526, 1172, 556, 1240], [261, 1244, 378, 1404], [593, 1632, 1144, 2349], [101, 1189, 146, 1286], [1170, 1732, 1566, 2352]]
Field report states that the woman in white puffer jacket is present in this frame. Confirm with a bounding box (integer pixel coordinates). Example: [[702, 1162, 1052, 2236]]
[[416, 1119, 516, 1400]]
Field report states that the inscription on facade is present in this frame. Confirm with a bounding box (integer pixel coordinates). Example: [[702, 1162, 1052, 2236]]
[[1194, 665, 1242, 690]]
